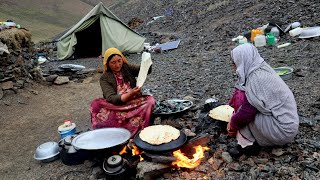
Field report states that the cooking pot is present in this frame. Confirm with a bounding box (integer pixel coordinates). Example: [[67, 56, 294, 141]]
[[134, 130, 187, 152], [58, 135, 91, 165], [70, 128, 131, 159]]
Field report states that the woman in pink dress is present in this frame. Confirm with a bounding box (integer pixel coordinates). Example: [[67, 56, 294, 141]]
[[90, 48, 155, 137]]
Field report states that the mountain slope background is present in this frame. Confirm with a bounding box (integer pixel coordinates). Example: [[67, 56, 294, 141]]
[[0, 0, 118, 42]]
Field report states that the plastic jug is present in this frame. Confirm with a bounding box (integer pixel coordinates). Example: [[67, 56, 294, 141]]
[[266, 33, 275, 45], [254, 35, 266, 47], [289, 27, 303, 37], [251, 29, 263, 42]]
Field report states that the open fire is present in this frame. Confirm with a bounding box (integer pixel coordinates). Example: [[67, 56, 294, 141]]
[[119, 144, 209, 169], [172, 145, 210, 169]]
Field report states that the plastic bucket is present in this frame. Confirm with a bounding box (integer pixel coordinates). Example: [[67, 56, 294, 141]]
[[59, 127, 76, 139]]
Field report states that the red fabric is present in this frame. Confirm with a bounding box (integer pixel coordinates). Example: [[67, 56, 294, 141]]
[[229, 89, 257, 130], [90, 72, 155, 138]]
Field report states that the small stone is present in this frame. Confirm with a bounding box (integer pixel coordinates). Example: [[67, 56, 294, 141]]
[[254, 158, 269, 164], [29, 89, 39, 95], [54, 76, 69, 85], [83, 77, 93, 84], [0, 89, 3, 100], [153, 117, 161, 125], [221, 152, 233, 163], [272, 148, 285, 157], [183, 128, 196, 137], [1, 81, 14, 90], [46, 74, 58, 82], [208, 157, 223, 170], [228, 162, 243, 171]]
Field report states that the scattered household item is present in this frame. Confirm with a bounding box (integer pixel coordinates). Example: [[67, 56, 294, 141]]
[[58, 119, 77, 139], [58, 64, 86, 71], [254, 35, 266, 47], [270, 27, 280, 37], [273, 67, 294, 81], [204, 98, 220, 112], [269, 21, 285, 35], [156, 39, 181, 51], [3, 21, 16, 27], [208, 105, 234, 122], [299, 27, 320, 39], [59, 134, 90, 165], [38, 56, 47, 64], [154, 99, 193, 115], [103, 155, 129, 179], [232, 35, 247, 44], [136, 52, 152, 87], [289, 27, 303, 37], [250, 29, 263, 42], [266, 33, 275, 45], [55, 2, 146, 60], [277, 42, 291, 48], [34, 142, 60, 163], [284, 22, 301, 33], [71, 128, 131, 150]]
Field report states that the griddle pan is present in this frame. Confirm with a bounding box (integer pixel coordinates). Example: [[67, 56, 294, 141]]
[[134, 130, 187, 152]]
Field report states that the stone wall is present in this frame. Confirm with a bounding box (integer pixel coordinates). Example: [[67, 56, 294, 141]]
[[0, 28, 43, 99]]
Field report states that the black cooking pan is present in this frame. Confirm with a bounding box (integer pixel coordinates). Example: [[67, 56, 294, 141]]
[[134, 130, 187, 152]]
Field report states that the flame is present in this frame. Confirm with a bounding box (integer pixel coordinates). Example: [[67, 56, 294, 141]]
[[132, 145, 144, 161], [172, 145, 210, 169], [119, 146, 127, 155]]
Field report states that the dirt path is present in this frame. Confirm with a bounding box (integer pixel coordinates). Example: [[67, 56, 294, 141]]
[[0, 74, 102, 179]]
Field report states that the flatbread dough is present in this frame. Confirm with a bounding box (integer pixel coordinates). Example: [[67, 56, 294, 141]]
[[136, 52, 152, 87], [139, 125, 180, 145], [209, 105, 234, 122]]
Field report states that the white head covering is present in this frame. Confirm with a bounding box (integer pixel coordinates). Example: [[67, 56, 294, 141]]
[[231, 43, 264, 91]]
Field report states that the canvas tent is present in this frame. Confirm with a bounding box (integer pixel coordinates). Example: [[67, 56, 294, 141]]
[[56, 2, 145, 60]]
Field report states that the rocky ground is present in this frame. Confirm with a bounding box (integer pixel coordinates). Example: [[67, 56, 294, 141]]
[[0, 0, 319, 179]]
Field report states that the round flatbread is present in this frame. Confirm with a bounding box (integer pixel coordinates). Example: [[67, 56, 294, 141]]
[[209, 105, 234, 122], [139, 125, 180, 145]]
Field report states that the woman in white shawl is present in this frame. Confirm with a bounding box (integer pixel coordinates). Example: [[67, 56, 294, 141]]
[[227, 43, 299, 154]]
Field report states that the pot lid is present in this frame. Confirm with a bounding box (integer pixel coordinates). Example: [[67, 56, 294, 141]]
[[71, 128, 130, 150], [107, 155, 123, 167]]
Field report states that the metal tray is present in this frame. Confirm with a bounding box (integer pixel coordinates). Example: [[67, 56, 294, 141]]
[[153, 99, 193, 115], [71, 128, 131, 150]]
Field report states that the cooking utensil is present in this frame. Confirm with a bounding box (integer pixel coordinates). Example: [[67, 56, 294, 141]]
[[71, 128, 131, 150], [154, 99, 193, 115], [34, 142, 60, 163], [134, 130, 187, 152]]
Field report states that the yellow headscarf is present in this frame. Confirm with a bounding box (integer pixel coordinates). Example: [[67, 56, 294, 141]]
[[103, 48, 128, 73]]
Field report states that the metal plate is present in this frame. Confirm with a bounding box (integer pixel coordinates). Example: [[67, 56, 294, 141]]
[[154, 99, 193, 115], [72, 128, 131, 150], [134, 130, 187, 152]]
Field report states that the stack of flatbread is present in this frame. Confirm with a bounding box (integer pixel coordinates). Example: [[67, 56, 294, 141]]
[[139, 125, 180, 145], [209, 105, 234, 122]]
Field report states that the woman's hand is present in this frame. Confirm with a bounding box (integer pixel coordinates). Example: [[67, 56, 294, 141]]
[[227, 122, 237, 137], [121, 87, 141, 102]]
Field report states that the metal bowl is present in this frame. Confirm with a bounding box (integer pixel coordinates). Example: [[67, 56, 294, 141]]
[[274, 67, 294, 81], [34, 142, 60, 163], [299, 27, 320, 39]]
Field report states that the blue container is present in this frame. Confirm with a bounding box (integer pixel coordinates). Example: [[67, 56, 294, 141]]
[[59, 127, 76, 139]]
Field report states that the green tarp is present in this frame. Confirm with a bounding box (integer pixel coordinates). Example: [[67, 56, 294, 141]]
[[56, 2, 145, 60]]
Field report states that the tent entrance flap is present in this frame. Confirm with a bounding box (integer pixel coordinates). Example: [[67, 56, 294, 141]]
[[74, 19, 102, 58]]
